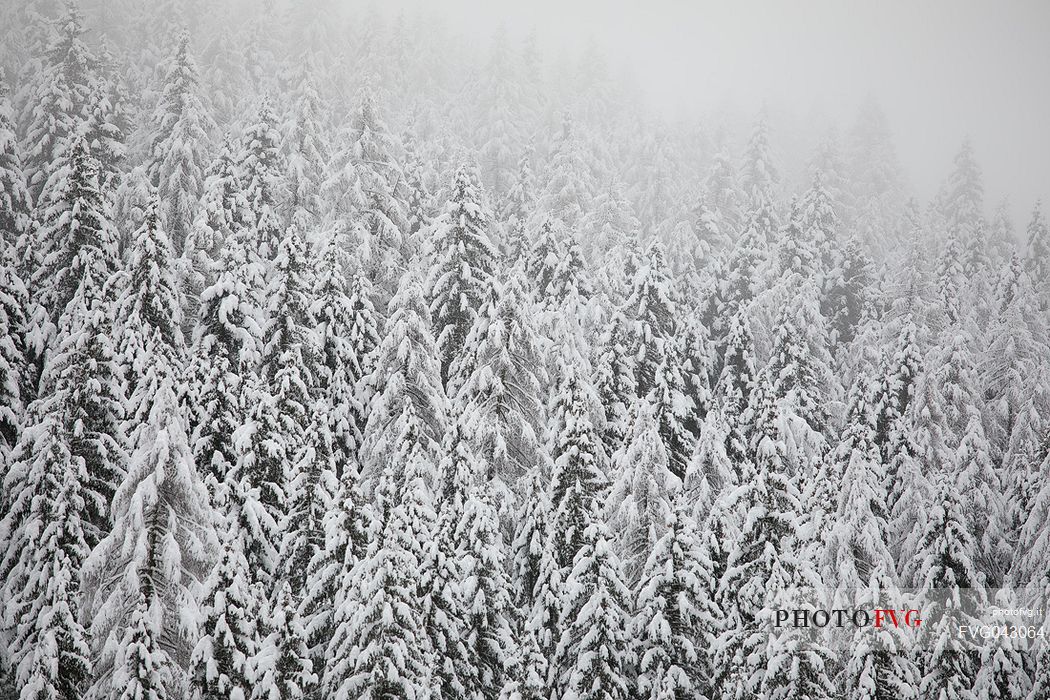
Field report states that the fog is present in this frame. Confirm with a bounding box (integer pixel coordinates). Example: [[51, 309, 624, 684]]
[[5, 2, 1050, 698], [372, 0, 1050, 217]]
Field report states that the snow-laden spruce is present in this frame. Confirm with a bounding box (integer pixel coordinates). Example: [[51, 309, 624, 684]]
[[82, 376, 218, 700]]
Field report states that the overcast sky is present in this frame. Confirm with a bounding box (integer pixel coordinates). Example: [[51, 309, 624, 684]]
[[365, 0, 1050, 222]]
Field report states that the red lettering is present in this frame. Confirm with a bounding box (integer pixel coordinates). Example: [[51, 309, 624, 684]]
[[873, 609, 899, 628]]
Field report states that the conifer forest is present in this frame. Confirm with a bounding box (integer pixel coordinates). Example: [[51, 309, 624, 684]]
[[1, 1, 1050, 699]]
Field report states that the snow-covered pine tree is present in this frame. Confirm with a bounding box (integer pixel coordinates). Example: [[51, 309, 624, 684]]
[[758, 567, 836, 700], [276, 407, 338, 604], [149, 30, 213, 255], [401, 131, 434, 258], [1013, 406, 1050, 585], [871, 315, 922, 469], [237, 229, 320, 588], [1024, 200, 1049, 281], [919, 327, 1009, 583], [605, 398, 676, 583], [708, 216, 765, 357], [498, 627, 547, 700], [502, 145, 536, 263], [624, 238, 677, 398], [956, 394, 1011, 586], [764, 282, 834, 435], [259, 224, 319, 432], [913, 473, 985, 700], [360, 265, 447, 491], [524, 217, 563, 302], [476, 37, 520, 201], [1033, 643, 1050, 700], [344, 266, 384, 420], [836, 564, 919, 700], [83, 376, 218, 700], [546, 359, 608, 572], [822, 379, 892, 591], [298, 428, 372, 699], [0, 411, 92, 700], [714, 309, 757, 440], [685, 408, 737, 510], [650, 343, 696, 481], [32, 133, 119, 328], [189, 522, 260, 700], [0, 73, 31, 252], [940, 139, 987, 276], [690, 191, 733, 267], [525, 361, 609, 663], [705, 149, 743, 238], [936, 231, 965, 327], [1001, 368, 1050, 556], [457, 266, 548, 497], [593, 308, 638, 455], [774, 197, 819, 283], [324, 403, 435, 700], [692, 488, 735, 700], [978, 292, 1040, 469], [238, 95, 286, 263], [19, 2, 98, 200], [551, 518, 634, 700], [282, 70, 329, 232], [0, 95, 32, 440], [252, 582, 316, 700], [887, 434, 933, 589], [190, 135, 251, 263], [115, 190, 184, 434], [186, 215, 265, 508], [109, 592, 177, 700], [527, 358, 609, 666], [711, 374, 817, 700], [310, 229, 380, 479], [822, 235, 874, 348], [0, 259, 29, 453], [510, 469, 552, 614], [631, 493, 713, 700], [986, 200, 1015, 264], [613, 227, 646, 305], [112, 162, 152, 244], [676, 308, 713, 435], [991, 251, 1023, 314], [3, 249, 125, 554], [740, 113, 779, 210], [323, 89, 407, 305], [426, 163, 499, 389], [661, 203, 713, 285], [456, 484, 516, 699], [847, 98, 906, 258], [580, 181, 640, 271], [83, 50, 128, 185], [536, 113, 591, 231], [542, 227, 594, 311], [418, 413, 474, 700], [798, 169, 840, 276], [819, 378, 921, 697], [808, 130, 851, 225]]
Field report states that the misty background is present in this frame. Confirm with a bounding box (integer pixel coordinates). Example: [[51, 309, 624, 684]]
[[376, 0, 1050, 219], [3, 0, 1048, 222]]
